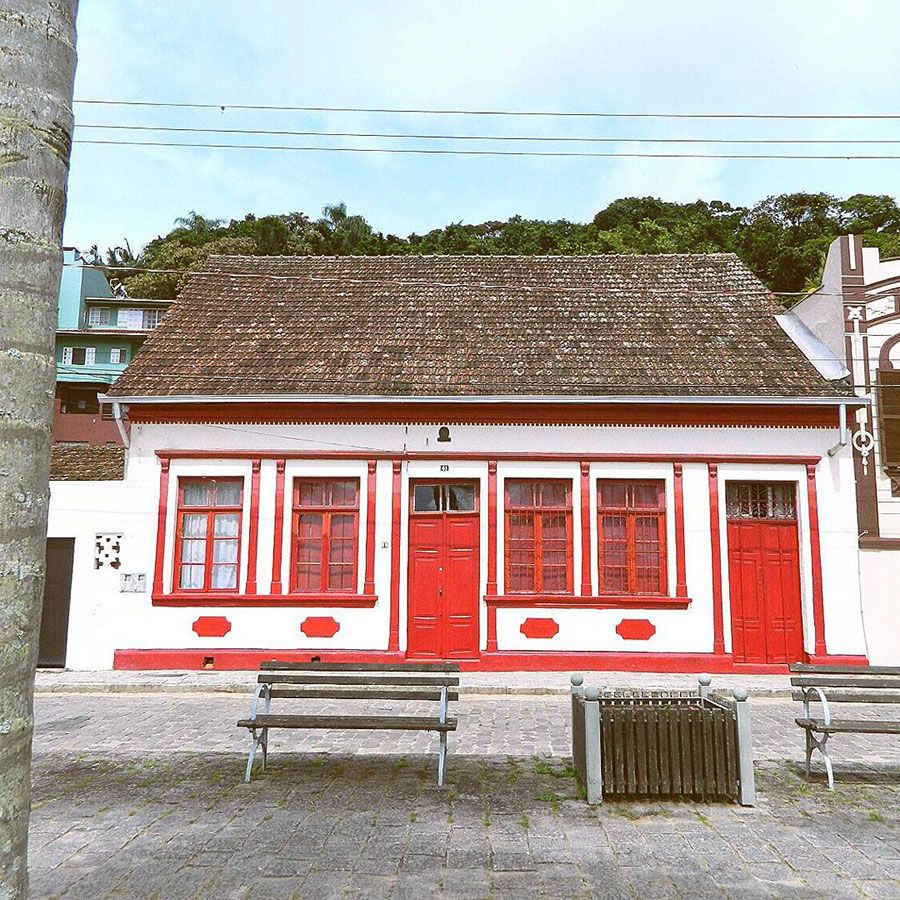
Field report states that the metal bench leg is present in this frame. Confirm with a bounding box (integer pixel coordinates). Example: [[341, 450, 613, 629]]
[[819, 734, 834, 791], [245, 730, 259, 783], [805, 728, 813, 780], [437, 732, 447, 787], [261, 727, 269, 772]]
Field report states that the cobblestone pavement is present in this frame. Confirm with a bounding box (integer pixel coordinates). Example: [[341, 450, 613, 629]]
[[30, 693, 900, 898]]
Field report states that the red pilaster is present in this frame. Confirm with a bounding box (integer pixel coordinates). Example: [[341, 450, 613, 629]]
[[673, 463, 688, 598], [270, 460, 286, 594], [580, 462, 592, 596], [486, 461, 498, 652], [708, 464, 726, 655], [364, 460, 378, 595], [152, 458, 171, 596], [245, 459, 262, 595], [388, 461, 402, 652], [806, 463, 828, 656]]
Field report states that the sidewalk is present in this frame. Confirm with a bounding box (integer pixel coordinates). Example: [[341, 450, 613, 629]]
[[35, 668, 793, 696]]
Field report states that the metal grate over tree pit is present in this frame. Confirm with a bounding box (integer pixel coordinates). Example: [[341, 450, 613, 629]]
[[570, 674, 755, 805]]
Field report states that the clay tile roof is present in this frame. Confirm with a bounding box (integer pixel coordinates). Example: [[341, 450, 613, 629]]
[[108, 254, 850, 399], [50, 445, 125, 481]]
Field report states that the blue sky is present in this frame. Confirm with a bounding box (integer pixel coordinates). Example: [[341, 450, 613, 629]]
[[67, 0, 900, 253]]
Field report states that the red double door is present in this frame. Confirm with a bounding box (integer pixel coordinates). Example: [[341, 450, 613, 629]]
[[726, 482, 804, 665], [407, 482, 481, 660]]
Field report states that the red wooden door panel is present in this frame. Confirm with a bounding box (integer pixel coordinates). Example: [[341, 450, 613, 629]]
[[727, 519, 803, 665], [407, 484, 480, 659]]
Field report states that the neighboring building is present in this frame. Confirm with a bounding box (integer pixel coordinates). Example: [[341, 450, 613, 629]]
[[54, 248, 169, 445], [47, 254, 871, 671], [792, 235, 900, 664]]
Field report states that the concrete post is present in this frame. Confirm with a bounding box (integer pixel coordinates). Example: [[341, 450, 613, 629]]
[[698, 673, 712, 702], [583, 686, 602, 805], [733, 687, 756, 806]]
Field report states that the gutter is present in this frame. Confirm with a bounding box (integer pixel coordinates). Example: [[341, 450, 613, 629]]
[[99, 392, 867, 407], [111, 401, 130, 448]]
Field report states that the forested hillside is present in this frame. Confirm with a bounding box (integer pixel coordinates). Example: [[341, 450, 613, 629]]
[[89, 193, 900, 302]]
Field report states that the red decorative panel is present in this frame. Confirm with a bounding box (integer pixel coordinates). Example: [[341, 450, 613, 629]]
[[301, 616, 340, 638], [192, 616, 232, 638], [520, 617, 560, 639], [615, 618, 656, 641]]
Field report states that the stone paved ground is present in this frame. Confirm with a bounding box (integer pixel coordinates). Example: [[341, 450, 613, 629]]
[[30, 693, 900, 898]]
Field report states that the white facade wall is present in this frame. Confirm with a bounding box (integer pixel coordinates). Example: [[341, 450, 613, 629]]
[[48, 419, 869, 669]]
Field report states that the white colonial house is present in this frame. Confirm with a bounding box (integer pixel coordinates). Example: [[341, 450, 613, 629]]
[[792, 234, 900, 664], [43, 253, 874, 671]]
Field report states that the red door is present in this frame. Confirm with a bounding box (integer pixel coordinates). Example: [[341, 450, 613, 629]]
[[726, 482, 804, 664], [407, 482, 480, 659]]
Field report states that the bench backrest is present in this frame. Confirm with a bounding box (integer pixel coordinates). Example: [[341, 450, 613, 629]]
[[257, 659, 460, 702], [789, 662, 900, 704]]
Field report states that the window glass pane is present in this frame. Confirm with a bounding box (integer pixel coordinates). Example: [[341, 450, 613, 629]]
[[328, 565, 354, 591], [539, 482, 567, 508], [182, 482, 211, 507], [70, 347, 87, 365], [298, 481, 325, 508], [297, 513, 323, 539], [179, 564, 205, 590], [180, 538, 206, 564], [600, 514, 628, 593], [631, 483, 662, 509], [447, 484, 475, 511], [633, 515, 663, 593], [295, 565, 321, 591], [330, 513, 355, 542], [211, 564, 237, 589], [413, 484, 440, 512], [599, 482, 627, 508], [329, 480, 358, 508], [213, 512, 239, 537], [214, 481, 242, 506], [507, 512, 536, 591], [507, 481, 534, 508], [212, 539, 238, 563], [181, 513, 207, 538], [725, 482, 796, 520]]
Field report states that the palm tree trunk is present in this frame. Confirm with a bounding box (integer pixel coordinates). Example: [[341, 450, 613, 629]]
[[0, 2, 78, 897]]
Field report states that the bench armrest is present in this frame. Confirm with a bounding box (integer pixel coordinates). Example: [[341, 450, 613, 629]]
[[802, 686, 831, 727], [249, 682, 271, 722]]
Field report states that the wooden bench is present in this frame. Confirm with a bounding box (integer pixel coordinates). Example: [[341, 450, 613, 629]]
[[790, 662, 900, 790], [237, 661, 460, 785]]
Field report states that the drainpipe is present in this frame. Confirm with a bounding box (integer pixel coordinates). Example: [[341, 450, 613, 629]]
[[826, 402, 848, 457], [111, 401, 130, 449]]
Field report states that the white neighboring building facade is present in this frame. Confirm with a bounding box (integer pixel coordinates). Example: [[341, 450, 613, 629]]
[[793, 234, 900, 664], [43, 253, 874, 671]]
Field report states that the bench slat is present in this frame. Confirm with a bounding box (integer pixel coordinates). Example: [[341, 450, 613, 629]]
[[795, 717, 900, 735], [258, 673, 460, 687], [238, 714, 458, 731], [267, 687, 459, 701], [790, 663, 900, 675], [261, 660, 460, 673], [790, 676, 900, 690], [791, 690, 900, 704]]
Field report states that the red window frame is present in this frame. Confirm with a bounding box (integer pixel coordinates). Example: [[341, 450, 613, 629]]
[[290, 478, 360, 593], [174, 478, 244, 593], [597, 479, 668, 596], [504, 479, 573, 594]]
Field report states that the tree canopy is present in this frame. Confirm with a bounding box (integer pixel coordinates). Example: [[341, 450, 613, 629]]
[[102, 192, 900, 301]]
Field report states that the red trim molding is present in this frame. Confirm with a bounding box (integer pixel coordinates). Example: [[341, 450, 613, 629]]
[[157, 449, 824, 465], [616, 619, 656, 641], [484, 594, 691, 610], [806, 463, 827, 657], [486, 461, 499, 652], [271, 460, 286, 594], [580, 462, 592, 595], [134, 400, 841, 429], [301, 616, 340, 638], [388, 461, 402, 651], [192, 616, 232, 638], [245, 459, 262, 595], [152, 458, 171, 596], [708, 464, 726, 655], [673, 464, 688, 597], [153, 592, 378, 607], [520, 618, 560, 639], [364, 460, 377, 594], [115, 647, 856, 673]]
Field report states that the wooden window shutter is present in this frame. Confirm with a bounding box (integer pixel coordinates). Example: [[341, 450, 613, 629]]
[[62, 347, 73, 364], [879, 369, 900, 468]]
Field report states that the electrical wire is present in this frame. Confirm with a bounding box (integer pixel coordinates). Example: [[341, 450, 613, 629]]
[[71, 138, 900, 160], [73, 123, 900, 146], [72, 99, 900, 120]]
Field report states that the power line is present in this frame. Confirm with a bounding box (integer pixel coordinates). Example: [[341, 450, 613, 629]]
[[72, 99, 900, 120], [74, 123, 900, 146], [72, 138, 900, 160]]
